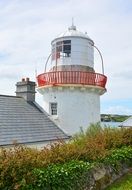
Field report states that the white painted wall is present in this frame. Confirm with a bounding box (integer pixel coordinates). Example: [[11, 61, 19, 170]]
[[38, 86, 101, 135]]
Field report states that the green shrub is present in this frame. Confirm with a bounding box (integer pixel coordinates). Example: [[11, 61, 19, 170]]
[[24, 147, 132, 190], [102, 146, 132, 172], [25, 160, 94, 190], [17, 147, 132, 190]]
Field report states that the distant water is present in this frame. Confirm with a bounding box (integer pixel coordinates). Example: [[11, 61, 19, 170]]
[[101, 121, 122, 127]]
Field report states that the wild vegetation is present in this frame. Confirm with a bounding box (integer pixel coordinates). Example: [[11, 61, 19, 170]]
[[0, 124, 132, 189]]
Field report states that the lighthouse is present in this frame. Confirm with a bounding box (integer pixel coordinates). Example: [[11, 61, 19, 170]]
[[37, 24, 107, 135]]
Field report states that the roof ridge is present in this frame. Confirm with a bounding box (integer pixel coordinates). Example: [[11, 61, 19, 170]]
[[0, 94, 22, 99]]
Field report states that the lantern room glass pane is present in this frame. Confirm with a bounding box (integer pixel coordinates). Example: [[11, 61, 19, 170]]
[[52, 40, 71, 60], [63, 40, 71, 57]]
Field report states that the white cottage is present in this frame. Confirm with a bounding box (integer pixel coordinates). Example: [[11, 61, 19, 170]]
[[37, 24, 107, 135], [119, 116, 132, 128]]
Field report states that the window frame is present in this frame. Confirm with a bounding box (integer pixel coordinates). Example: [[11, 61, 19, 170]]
[[50, 102, 58, 116]]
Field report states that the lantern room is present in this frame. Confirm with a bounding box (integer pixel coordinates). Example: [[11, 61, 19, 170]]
[[48, 24, 94, 72]]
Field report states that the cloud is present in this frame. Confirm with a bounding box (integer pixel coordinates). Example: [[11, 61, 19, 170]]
[[0, 0, 132, 114]]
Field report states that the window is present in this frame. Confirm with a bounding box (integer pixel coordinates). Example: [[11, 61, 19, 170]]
[[52, 40, 71, 60], [63, 40, 71, 57], [50, 103, 57, 115]]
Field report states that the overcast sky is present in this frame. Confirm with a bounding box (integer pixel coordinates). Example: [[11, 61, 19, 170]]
[[0, 0, 132, 115]]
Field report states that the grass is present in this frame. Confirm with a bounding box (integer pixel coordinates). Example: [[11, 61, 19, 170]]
[[105, 172, 132, 190]]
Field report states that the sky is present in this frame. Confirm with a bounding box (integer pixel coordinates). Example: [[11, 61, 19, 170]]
[[0, 0, 132, 115]]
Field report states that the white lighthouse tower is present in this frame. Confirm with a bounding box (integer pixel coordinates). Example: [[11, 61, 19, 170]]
[[37, 24, 107, 135]]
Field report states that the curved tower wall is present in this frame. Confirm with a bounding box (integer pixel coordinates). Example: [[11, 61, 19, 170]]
[[38, 86, 101, 135]]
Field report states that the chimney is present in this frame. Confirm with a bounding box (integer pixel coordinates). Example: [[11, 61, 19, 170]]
[[16, 78, 36, 102]]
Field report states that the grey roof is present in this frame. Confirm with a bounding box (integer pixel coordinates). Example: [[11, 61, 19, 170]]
[[0, 95, 69, 146], [119, 116, 132, 127]]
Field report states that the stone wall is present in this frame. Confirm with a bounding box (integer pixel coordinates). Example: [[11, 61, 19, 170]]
[[82, 163, 131, 190]]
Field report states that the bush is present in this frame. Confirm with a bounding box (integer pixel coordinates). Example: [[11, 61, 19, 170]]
[[103, 146, 132, 167], [24, 147, 132, 190], [103, 127, 132, 149], [72, 124, 132, 160], [27, 160, 94, 190], [0, 146, 40, 189], [100, 146, 132, 176], [0, 124, 131, 189]]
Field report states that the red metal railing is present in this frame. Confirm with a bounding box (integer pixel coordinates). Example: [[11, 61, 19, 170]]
[[37, 71, 107, 88]]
